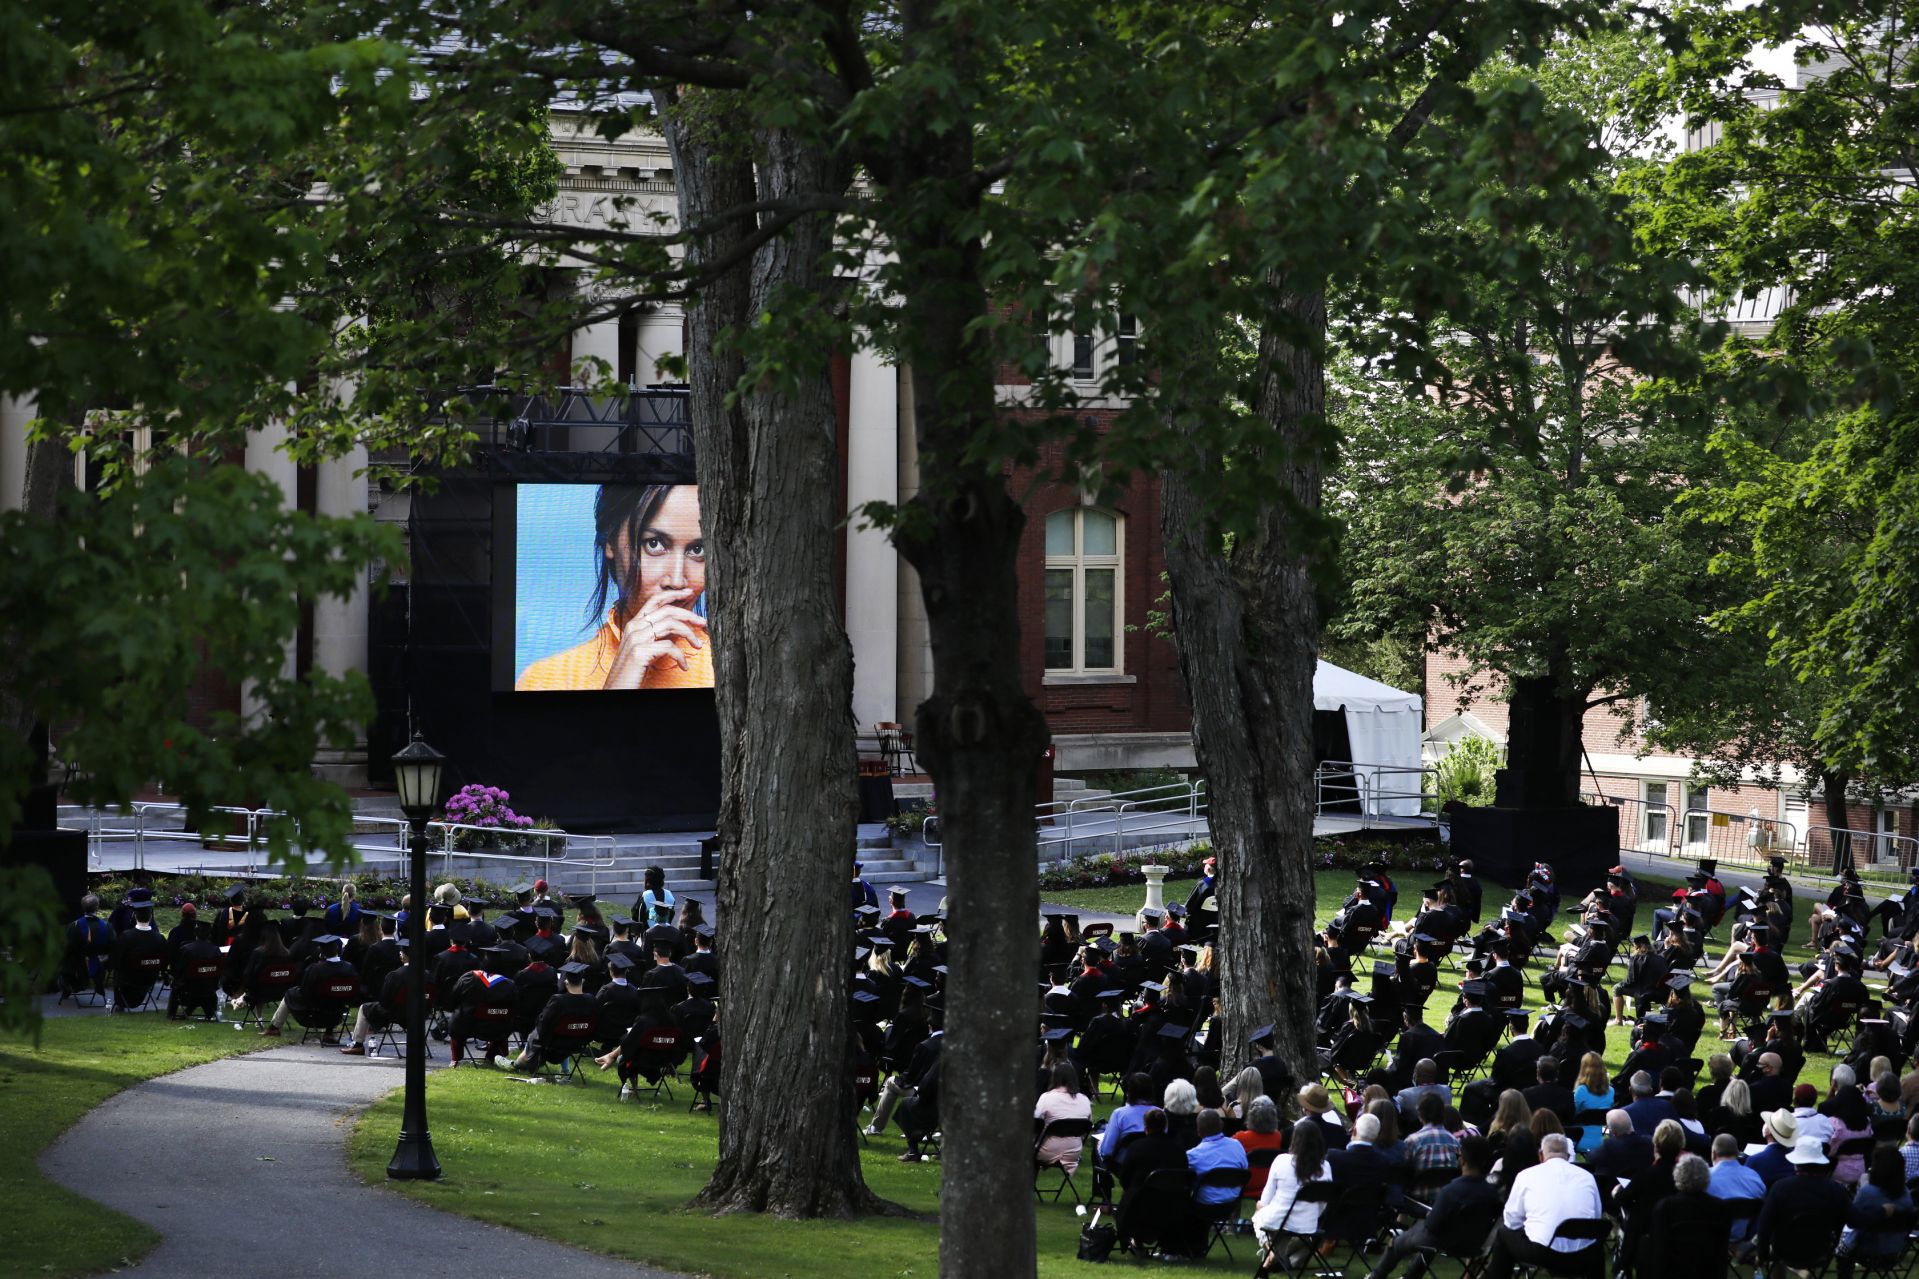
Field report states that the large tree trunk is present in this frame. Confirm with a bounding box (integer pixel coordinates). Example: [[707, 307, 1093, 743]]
[[876, 71, 1050, 1279], [662, 91, 877, 1218], [1495, 672, 1586, 809], [1160, 286, 1328, 1084], [1821, 770, 1854, 875]]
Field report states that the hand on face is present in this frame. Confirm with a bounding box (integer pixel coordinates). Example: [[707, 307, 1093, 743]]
[[604, 587, 708, 689]]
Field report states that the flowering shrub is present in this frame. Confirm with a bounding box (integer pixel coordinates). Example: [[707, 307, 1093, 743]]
[[441, 784, 543, 851]]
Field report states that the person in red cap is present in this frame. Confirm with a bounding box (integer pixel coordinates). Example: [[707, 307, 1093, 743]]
[[165, 901, 200, 964], [1183, 856, 1220, 935]]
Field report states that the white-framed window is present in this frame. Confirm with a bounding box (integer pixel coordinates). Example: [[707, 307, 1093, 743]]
[[1875, 806, 1901, 863], [1044, 508, 1122, 674], [1065, 314, 1139, 382], [1683, 783, 1711, 849], [1643, 780, 1668, 846]]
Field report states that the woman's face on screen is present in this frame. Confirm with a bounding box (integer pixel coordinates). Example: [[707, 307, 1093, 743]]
[[609, 486, 705, 607]]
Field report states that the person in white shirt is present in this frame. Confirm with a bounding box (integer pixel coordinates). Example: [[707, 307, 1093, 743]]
[[1482, 1132, 1603, 1279], [1253, 1116, 1334, 1259], [1792, 1083, 1834, 1145]]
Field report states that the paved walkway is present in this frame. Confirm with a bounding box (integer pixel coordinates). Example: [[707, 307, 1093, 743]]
[[38, 1038, 685, 1279]]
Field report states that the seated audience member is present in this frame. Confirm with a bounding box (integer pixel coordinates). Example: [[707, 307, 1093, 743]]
[[1253, 1117, 1334, 1259], [263, 934, 357, 1039], [166, 918, 225, 1021], [1707, 1132, 1767, 1244], [61, 894, 116, 1004], [1091, 1073, 1159, 1199], [1714, 1077, 1762, 1148], [1571, 1051, 1615, 1154], [1482, 1133, 1603, 1279], [1366, 1098, 1406, 1165], [1486, 1089, 1535, 1181], [1297, 1081, 1349, 1150], [1746, 1109, 1799, 1187], [1754, 1137, 1852, 1272], [1233, 1095, 1288, 1198], [1899, 1114, 1919, 1185], [1645, 1154, 1730, 1279], [1616, 1120, 1687, 1262], [1034, 1061, 1094, 1174], [1394, 1057, 1452, 1124], [1114, 1107, 1193, 1255], [1585, 1108, 1653, 1185], [1837, 1145, 1917, 1279], [1524, 1057, 1577, 1125], [1364, 1134, 1500, 1279], [1163, 1078, 1202, 1149], [107, 901, 170, 1010], [1184, 1106, 1250, 1228], [1623, 1069, 1676, 1134], [1823, 1079, 1875, 1186], [493, 962, 595, 1073], [338, 941, 413, 1054], [1404, 1092, 1461, 1178]]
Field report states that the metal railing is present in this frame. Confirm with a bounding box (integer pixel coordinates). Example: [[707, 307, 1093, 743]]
[[1805, 823, 1919, 874], [54, 803, 619, 887], [1314, 761, 1443, 830], [1581, 789, 1800, 870], [923, 779, 1212, 858]]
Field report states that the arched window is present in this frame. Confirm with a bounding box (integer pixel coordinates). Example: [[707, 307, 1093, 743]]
[[1044, 508, 1122, 673]]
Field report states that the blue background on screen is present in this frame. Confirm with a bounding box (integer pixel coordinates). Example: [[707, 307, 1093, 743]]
[[515, 484, 706, 683], [515, 484, 603, 678]]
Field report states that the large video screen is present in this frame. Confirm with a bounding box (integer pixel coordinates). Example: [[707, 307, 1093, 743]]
[[512, 483, 712, 691]]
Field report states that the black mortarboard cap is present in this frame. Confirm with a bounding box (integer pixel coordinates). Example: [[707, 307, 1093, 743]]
[[393, 937, 410, 949], [854, 905, 880, 921], [224, 883, 248, 902], [314, 934, 343, 946], [852, 990, 880, 1005], [447, 922, 473, 944], [1459, 980, 1490, 998], [1043, 1027, 1072, 1042], [1667, 972, 1694, 990], [1562, 1011, 1590, 1030], [1096, 989, 1124, 1000], [559, 961, 589, 977], [611, 916, 635, 929], [532, 906, 558, 921], [1767, 1009, 1795, 1025], [686, 972, 714, 988], [903, 975, 932, 990], [1156, 1022, 1189, 1040], [1372, 960, 1398, 980], [1248, 1023, 1276, 1047], [510, 881, 534, 894], [606, 952, 636, 970], [1139, 980, 1166, 994], [693, 924, 716, 939], [1166, 904, 1187, 918], [568, 892, 597, 908], [1699, 859, 1717, 875]]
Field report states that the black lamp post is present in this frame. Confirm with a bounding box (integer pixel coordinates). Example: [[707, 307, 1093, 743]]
[[387, 732, 444, 1181]]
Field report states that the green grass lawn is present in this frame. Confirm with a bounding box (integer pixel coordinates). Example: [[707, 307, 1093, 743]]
[[349, 866, 1856, 1277], [348, 1069, 1227, 1277], [0, 1014, 265, 1277]]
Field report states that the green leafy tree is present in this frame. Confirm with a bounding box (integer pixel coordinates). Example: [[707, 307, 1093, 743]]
[[1, 0, 564, 1034], [1328, 26, 1727, 813], [1648, 0, 1919, 795]]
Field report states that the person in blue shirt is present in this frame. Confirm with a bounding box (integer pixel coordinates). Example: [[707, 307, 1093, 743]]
[[1745, 1110, 1798, 1187], [61, 894, 117, 1004], [1188, 1107, 1250, 1203], [1706, 1133, 1767, 1250], [1093, 1073, 1160, 1204]]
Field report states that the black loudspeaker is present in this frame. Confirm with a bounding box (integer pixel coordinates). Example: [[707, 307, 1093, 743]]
[[0, 828, 89, 912], [1450, 804, 1620, 896]]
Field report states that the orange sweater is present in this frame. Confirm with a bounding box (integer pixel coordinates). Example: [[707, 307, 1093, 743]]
[[515, 611, 713, 691]]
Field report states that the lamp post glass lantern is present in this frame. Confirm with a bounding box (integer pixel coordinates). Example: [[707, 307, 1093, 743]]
[[387, 733, 444, 1181]]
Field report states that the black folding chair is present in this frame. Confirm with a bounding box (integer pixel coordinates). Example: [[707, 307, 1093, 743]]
[[1254, 1179, 1338, 1279], [1760, 1206, 1843, 1279], [1033, 1117, 1096, 1203], [1193, 1165, 1252, 1261], [1852, 1212, 1919, 1279], [1513, 1217, 1613, 1279]]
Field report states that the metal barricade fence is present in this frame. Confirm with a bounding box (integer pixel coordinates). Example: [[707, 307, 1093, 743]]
[[1805, 823, 1919, 875]]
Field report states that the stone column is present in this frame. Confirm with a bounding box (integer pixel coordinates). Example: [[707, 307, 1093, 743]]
[[240, 419, 298, 724], [0, 394, 34, 512], [311, 445, 370, 785], [636, 307, 684, 383], [846, 347, 899, 731]]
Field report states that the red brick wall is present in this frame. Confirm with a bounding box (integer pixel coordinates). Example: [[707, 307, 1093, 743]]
[[1008, 429, 1189, 737], [1424, 647, 1646, 754]]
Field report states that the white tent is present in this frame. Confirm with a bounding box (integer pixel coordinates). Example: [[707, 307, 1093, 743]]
[[1314, 660, 1426, 818]]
